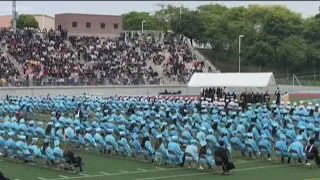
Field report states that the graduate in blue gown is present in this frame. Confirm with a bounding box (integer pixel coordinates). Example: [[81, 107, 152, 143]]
[[274, 134, 289, 163]]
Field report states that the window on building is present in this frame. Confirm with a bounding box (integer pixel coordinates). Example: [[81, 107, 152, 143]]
[[101, 23, 105, 29], [114, 23, 118, 29], [86, 22, 91, 28], [72, 22, 77, 28]]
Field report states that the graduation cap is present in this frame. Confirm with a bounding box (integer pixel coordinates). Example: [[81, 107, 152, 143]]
[[19, 135, 26, 140], [280, 134, 286, 140], [296, 135, 303, 141], [156, 134, 163, 139], [191, 139, 197, 144], [171, 136, 178, 141], [261, 134, 268, 139], [32, 138, 38, 143], [299, 126, 306, 130], [149, 122, 155, 128], [96, 127, 102, 132], [54, 140, 60, 147], [119, 131, 126, 136], [247, 133, 253, 137], [200, 140, 207, 147], [107, 129, 114, 133], [8, 131, 15, 137], [131, 133, 138, 140]]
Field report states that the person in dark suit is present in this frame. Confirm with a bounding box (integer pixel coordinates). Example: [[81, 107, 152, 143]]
[[214, 141, 235, 174], [275, 87, 280, 105], [0, 172, 10, 180], [305, 138, 320, 166], [64, 144, 85, 173]]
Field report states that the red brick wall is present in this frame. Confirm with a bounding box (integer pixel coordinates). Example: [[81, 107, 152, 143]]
[[55, 13, 122, 37]]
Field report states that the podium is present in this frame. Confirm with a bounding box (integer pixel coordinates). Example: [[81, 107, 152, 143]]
[[283, 93, 289, 106]]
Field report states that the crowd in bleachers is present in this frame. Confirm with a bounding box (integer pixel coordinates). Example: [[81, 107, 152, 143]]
[[0, 51, 22, 87], [0, 28, 209, 86], [0, 94, 320, 175]]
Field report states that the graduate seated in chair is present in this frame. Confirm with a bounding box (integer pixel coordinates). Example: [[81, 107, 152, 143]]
[[64, 144, 85, 173], [274, 134, 290, 163], [288, 135, 307, 164], [141, 135, 155, 161], [168, 136, 184, 166], [258, 133, 272, 161], [184, 139, 199, 166]]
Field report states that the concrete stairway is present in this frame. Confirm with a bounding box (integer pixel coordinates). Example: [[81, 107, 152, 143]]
[[0, 48, 23, 76]]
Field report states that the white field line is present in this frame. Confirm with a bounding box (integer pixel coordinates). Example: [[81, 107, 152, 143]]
[[47, 160, 260, 180], [58, 175, 69, 178], [131, 165, 285, 180], [48, 167, 186, 180], [234, 160, 258, 164], [78, 173, 88, 177], [38, 178, 48, 180], [305, 178, 320, 180], [119, 170, 128, 173], [137, 168, 147, 171]]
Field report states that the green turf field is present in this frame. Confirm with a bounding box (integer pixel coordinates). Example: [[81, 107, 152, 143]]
[[1, 151, 320, 180], [2, 96, 320, 180]]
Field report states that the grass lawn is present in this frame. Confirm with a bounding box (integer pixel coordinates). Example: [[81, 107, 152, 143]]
[[1, 151, 320, 180]]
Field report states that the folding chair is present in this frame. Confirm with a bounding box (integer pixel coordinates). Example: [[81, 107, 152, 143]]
[[63, 155, 78, 173], [230, 142, 242, 156], [289, 149, 301, 166], [273, 147, 284, 163], [198, 154, 211, 172], [168, 150, 179, 167], [130, 144, 141, 161], [180, 136, 189, 151], [118, 143, 127, 157], [214, 156, 226, 175], [184, 152, 197, 170], [153, 150, 163, 165], [306, 152, 318, 169], [245, 143, 258, 159], [258, 145, 270, 161]]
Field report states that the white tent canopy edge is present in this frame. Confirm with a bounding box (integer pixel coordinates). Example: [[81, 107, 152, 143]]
[[187, 72, 277, 88]]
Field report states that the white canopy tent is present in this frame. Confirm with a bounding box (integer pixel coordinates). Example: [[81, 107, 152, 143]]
[[187, 72, 277, 88]]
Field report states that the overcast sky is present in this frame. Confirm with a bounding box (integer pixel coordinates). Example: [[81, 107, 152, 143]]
[[0, 1, 319, 18]]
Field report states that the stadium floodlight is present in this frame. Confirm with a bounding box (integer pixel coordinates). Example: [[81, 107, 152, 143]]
[[142, 20, 147, 34], [239, 35, 244, 73]]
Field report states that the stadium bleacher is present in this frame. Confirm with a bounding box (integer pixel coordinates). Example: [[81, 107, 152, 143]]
[[0, 29, 209, 86]]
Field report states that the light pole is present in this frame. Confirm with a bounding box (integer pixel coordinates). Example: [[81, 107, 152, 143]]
[[42, 7, 47, 31], [141, 20, 146, 35], [239, 35, 244, 73]]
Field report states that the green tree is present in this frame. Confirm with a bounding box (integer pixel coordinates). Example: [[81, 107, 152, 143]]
[[277, 35, 308, 78], [245, 40, 275, 71], [121, 11, 162, 31], [15, 14, 39, 29], [171, 10, 206, 44]]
